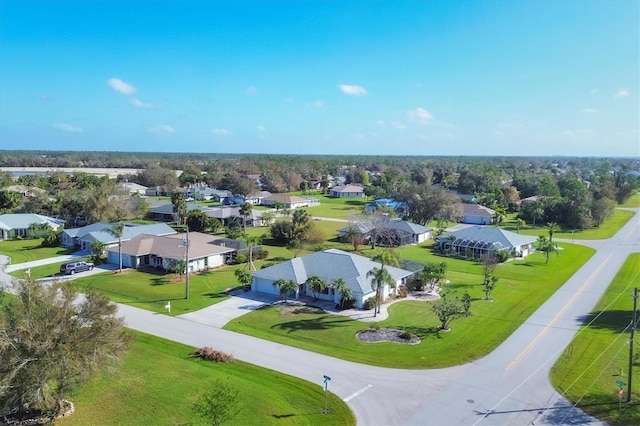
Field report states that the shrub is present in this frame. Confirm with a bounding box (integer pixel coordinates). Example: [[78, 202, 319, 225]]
[[495, 250, 511, 263], [369, 322, 381, 331], [397, 285, 408, 298], [190, 347, 235, 363], [338, 298, 356, 310], [235, 253, 247, 264], [399, 331, 413, 340], [363, 296, 376, 310], [407, 278, 424, 292], [253, 249, 269, 260]]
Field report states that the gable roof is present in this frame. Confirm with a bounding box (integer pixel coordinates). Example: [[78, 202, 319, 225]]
[[78, 222, 177, 245], [205, 206, 264, 220], [110, 232, 234, 260], [339, 219, 431, 235], [331, 184, 364, 193], [262, 193, 307, 204], [0, 213, 64, 231], [253, 249, 412, 296], [461, 203, 495, 218], [444, 226, 536, 249]]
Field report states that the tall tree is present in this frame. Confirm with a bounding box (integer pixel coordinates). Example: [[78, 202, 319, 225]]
[[366, 267, 396, 317], [186, 210, 211, 232], [431, 290, 467, 331], [238, 202, 253, 231], [242, 234, 262, 271], [537, 236, 559, 264], [104, 222, 126, 272], [546, 222, 559, 242], [171, 192, 187, 226], [419, 262, 448, 292], [0, 277, 131, 421]]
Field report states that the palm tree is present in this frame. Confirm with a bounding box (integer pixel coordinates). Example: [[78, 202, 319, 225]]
[[546, 222, 559, 243], [272, 279, 298, 303], [531, 203, 544, 228], [104, 222, 126, 272], [372, 250, 400, 303], [492, 207, 507, 225], [306, 276, 327, 300], [332, 278, 353, 308], [537, 236, 559, 264], [242, 234, 262, 271], [515, 218, 525, 233], [91, 240, 106, 259], [174, 259, 186, 280], [366, 267, 395, 317], [273, 201, 285, 216], [238, 202, 253, 231], [234, 269, 253, 290]]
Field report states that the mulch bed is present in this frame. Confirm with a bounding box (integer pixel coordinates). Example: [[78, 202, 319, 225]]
[[356, 328, 421, 345]]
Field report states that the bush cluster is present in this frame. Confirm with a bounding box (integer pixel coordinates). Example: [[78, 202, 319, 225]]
[[363, 296, 376, 310], [396, 285, 409, 298], [190, 347, 235, 363]]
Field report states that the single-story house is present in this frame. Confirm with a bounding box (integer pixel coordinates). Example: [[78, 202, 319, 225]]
[[106, 232, 235, 272], [62, 222, 176, 251], [436, 226, 537, 259], [0, 213, 65, 241], [117, 182, 148, 195], [459, 204, 495, 225], [244, 191, 273, 205], [261, 194, 310, 209], [148, 202, 209, 222], [329, 184, 364, 198], [338, 219, 432, 247], [252, 249, 413, 308], [204, 206, 265, 227]]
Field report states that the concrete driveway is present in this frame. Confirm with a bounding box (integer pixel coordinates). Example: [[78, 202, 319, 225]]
[[178, 290, 278, 327]]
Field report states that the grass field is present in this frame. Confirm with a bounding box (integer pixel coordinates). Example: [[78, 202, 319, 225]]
[[501, 208, 635, 240], [57, 332, 355, 426], [550, 253, 640, 426], [225, 243, 595, 368], [621, 193, 640, 208], [298, 194, 368, 219], [0, 238, 76, 264], [8, 256, 93, 279]]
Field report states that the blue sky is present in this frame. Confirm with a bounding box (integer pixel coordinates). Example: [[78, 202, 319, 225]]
[[1, 0, 638, 157]]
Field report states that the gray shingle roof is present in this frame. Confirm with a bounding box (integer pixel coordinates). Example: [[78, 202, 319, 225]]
[[0, 214, 64, 231], [81, 223, 177, 245], [253, 249, 412, 296], [445, 226, 536, 249]]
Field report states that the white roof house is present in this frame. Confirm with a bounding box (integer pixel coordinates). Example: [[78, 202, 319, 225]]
[[61, 222, 177, 251], [0, 213, 65, 241], [339, 219, 432, 246], [252, 249, 413, 308]]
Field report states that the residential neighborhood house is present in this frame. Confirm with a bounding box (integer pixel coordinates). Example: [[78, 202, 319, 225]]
[[251, 249, 413, 309], [459, 203, 495, 225], [261, 193, 313, 209], [61, 222, 176, 251], [329, 184, 365, 198], [106, 231, 235, 272], [436, 226, 537, 260], [338, 219, 432, 247], [0, 213, 65, 241]]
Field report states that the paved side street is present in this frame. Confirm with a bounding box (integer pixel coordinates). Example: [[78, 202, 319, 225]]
[[0, 209, 637, 425]]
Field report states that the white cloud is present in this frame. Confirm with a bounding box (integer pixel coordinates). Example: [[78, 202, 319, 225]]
[[580, 108, 599, 114], [338, 84, 367, 96], [131, 98, 156, 109], [246, 86, 258, 95], [307, 100, 324, 108], [407, 107, 434, 124], [211, 128, 232, 136], [256, 125, 266, 133], [615, 88, 630, 98], [147, 125, 175, 135], [53, 123, 83, 133], [390, 121, 406, 130], [107, 78, 137, 95]]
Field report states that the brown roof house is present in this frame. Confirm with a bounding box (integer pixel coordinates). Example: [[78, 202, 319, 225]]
[[106, 232, 235, 273], [459, 204, 495, 225], [261, 193, 310, 209], [329, 184, 364, 198]]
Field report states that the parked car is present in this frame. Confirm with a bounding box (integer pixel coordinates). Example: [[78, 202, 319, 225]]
[[60, 261, 94, 275]]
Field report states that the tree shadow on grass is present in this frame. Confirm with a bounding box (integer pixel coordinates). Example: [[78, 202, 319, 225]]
[[273, 315, 352, 333], [575, 310, 631, 332], [402, 325, 443, 339], [202, 292, 228, 300], [150, 277, 171, 286]]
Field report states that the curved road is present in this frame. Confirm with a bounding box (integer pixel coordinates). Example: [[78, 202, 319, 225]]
[[1, 209, 638, 425]]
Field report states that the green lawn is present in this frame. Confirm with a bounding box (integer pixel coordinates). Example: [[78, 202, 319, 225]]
[[58, 332, 354, 426], [501, 208, 635, 240], [225, 243, 595, 368], [9, 257, 93, 279], [299, 194, 368, 219], [0, 238, 76, 264], [621, 193, 640, 208], [550, 253, 640, 426]]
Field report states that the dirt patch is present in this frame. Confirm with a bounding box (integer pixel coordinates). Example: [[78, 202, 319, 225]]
[[356, 328, 421, 345], [279, 305, 324, 316]]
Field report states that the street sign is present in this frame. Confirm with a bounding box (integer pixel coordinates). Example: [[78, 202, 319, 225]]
[[616, 380, 626, 387], [324, 375, 331, 383]]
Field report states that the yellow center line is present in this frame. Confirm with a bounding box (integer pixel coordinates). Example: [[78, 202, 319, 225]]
[[505, 251, 613, 372]]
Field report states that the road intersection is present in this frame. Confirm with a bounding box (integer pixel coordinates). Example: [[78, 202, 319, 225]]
[[1, 209, 638, 425]]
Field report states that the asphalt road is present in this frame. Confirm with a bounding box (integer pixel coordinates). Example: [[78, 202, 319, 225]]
[[1, 209, 638, 425]]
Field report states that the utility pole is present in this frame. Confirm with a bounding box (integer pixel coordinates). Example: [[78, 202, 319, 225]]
[[184, 227, 190, 300], [627, 287, 637, 403]]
